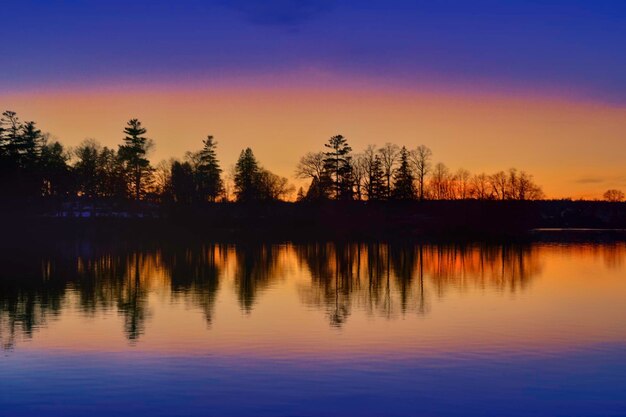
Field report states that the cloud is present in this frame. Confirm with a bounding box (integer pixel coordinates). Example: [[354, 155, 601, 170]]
[[222, 0, 334, 27], [575, 176, 626, 187], [575, 177, 605, 184]]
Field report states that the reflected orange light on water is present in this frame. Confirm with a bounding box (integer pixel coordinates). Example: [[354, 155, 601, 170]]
[[4, 243, 625, 359]]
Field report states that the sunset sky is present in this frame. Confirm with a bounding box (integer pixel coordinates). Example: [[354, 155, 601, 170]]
[[1, 1, 625, 199]]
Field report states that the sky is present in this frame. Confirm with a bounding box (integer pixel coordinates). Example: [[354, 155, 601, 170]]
[[1, 0, 625, 198]]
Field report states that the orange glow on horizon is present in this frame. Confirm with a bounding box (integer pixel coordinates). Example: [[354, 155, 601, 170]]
[[2, 86, 625, 199]]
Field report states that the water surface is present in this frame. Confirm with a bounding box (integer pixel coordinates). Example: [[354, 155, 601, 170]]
[[1, 242, 625, 416]]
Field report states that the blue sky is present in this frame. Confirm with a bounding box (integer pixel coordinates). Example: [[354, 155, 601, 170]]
[[1, 0, 625, 103]]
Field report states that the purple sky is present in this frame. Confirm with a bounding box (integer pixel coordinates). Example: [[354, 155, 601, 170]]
[[1, 0, 625, 103]]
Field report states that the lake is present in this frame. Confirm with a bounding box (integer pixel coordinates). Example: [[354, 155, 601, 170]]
[[1, 241, 625, 416]]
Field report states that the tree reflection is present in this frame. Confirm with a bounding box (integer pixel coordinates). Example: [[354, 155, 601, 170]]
[[233, 244, 283, 313], [163, 244, 225, 325], [3, 240, 612, 348], [296, 243, 543, 326]]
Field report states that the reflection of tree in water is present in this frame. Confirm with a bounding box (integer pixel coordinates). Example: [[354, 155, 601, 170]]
[[295, 243, 354, 327], [0, 241, 226, 348], [297, 243, 544, 327], [115, 254, 150, 341], [2, 241, 620, 347], [162, 244, 225, 325], [0, 251, 66, 350], [232, 244, 283, 313], [600, 243, 626, 270], [423, 244, 539, 296]]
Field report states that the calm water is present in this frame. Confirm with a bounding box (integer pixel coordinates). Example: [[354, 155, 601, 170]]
[[1, 241, 625, 417]]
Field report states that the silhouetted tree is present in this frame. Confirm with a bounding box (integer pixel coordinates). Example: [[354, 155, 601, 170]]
[[379, 143, 399, 199], [510, 170, 544, 200], [470, 173, 492, 200], [430, 162, 452, 200], [118, 119, 153, 200], [489, 170, 508, 200], [368, 155, 385, 200], [195, 135, 223, 202], [40, 140, 70, 197], [234, 148, 261, 202], [97, 147, 126, 198], [603, 189, 624, 202], [171, 161, 195, 204], [257, 169, 294, 201], [323, 135, 353, 200], [153, 159, 173, 200], [296, 187, 305, 202], [74, 139, 101, 198], [360, 145, 383, 201], [351, 154, 367, 200], [18, 121, 44, 169], [295, 151, 331, 200], [392, 146, 415, 200], [0, 111, 21, 162], [454, 168, 471, 199], [410, 145, 432, 201]]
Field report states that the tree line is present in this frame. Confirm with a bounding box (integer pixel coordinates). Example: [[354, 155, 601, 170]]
[[1, 241, 540, 347], [0, 110, 553, 205], [295, 136, 545, 201]]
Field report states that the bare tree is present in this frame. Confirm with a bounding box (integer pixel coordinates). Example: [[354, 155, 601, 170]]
[[470, 173, 492, 200], [361, 145, 376, 199], [489, 171, 508, 200], [351, 154, 367, 201], [507, 168, 519, 199], [430, 162, 452, 200], [222, 164, 237, 202], [604, 189, 625, 202], [378, 143, 399, 199], [515, 170, 544, 200], [295, 151, 325, 181], [455, 168, 472, 199], [409, 145, 432, 201], [153, 159, 173, 199]]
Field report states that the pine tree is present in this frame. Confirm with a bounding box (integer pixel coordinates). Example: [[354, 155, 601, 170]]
[[0, 111, 21, 163], [19, 121, 44, 170], [196, 135, 223, 202], [234, 148, 261, 202], [323, 135, 353, 200], [392, 146, 415, 200], [296, 187, 305, 201], [118, 119, 153, 200]]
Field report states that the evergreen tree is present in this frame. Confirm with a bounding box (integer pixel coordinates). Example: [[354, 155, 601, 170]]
[[296, 187, 305, 202], [196, 135, 223, 202], [323, 135, 353, 200], [18, 121, 44, 169], [234, 148, 261, 202], [40, 141, 70, 197], [0, 111, 21, 163], [171, 161, 195, 204], [392, 146, 415, 200], [118, 119, 153, 200]]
